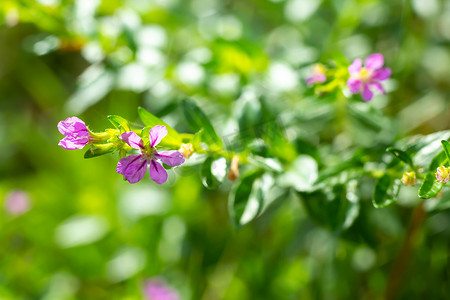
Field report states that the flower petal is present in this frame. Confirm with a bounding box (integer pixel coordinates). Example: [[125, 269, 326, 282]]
[[116, 154, 147, 184], [347, 78, 361, 94], [372, 68, 391, 81], [361, 84, 374, 101], [120, 131, 144, 149], [365, 53, 384, 71], [149, 125, 168, 148], [58, 136, 89, 150], [348, 59, 362, 75], [370, 82, 385, 94], [58, 117, 89, 137], [156, 150, 185, 167], [149, 160, 168, 184]]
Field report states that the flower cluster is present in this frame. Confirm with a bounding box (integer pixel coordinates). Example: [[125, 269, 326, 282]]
[[306, 53, 391, 102], [58, 117, 185, 185]]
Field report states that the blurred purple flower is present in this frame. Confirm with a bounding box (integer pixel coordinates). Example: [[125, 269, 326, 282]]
[[306, 64, 327, 86], [58, 117, 90, 150], [347, 53, 391, 101], [116, 125, 185, 184], [4, 190, 31, 215], [144, 278, 180, 300]]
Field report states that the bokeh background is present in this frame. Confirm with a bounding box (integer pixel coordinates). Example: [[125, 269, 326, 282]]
[[1, 0, 450, 299]]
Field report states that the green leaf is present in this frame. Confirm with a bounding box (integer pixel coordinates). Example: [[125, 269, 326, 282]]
[[107, 115, 130, 133], [247, 154, 283, 173], [182, 99, 223, 150], [347, 102, 388, 132], [387, 147, 415, 169], [84, 143, 115, 159], [137, 107, 181, 148], [429, 151, 447, 172], [228, 170, 264, 227], [373, 174, 401, 208], [236, 96, 261, 145], [280, 155, 318, 192], [418, 172, 444, 199], [396, 130, 450, 168], [298, 181, 360, 232], [441, 140, 450, 162], [201, 157, 227, 189]]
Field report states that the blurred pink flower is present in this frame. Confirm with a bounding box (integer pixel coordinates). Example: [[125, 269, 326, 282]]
[[4, 190, 31, 215], [306, 64, 327, 86], [347, 53, 391, 101], [144, 278, 180, 300]]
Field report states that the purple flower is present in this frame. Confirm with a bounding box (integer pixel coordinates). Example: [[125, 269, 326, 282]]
[[144, 278, 180, 300], [347, 53, 391, 101], [306, 64, 327, 86], [58, 117, 90, 150], [4, 190, 31, 216], [116, 125, 185, 184]]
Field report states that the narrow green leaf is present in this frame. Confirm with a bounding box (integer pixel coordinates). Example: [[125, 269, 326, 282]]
[[441, 140, 450, 162], [247, 154, 283, 173], [107, 115, 130, 133], [281, 155, 318, 192], [84, 143, 115, 159], [373, 175, 401, 208], [387, 147, 415, 169], [429, 151, 447, 172], [137, 107, 181, 147], [418, 172, 444, 199], [182, 99, 223, 150], [347, 102, 386, 132], [228, 170, 264, 227], [201, 157, 227, 189]]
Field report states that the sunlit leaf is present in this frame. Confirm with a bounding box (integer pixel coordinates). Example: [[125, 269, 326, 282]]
[[418, 172, 444, 199], [429, 151, 447, 172], [138, 107, 181, 147], [107, 115, 130, 133], [247, 154, 283, 173], [441, 140, 450, 162], [228, 170, 264, 227], [201, 156, 227, 189]]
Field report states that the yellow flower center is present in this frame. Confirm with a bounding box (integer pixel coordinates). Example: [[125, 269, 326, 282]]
[[359, 67, 372, 82], [312, 64, 326, 75]]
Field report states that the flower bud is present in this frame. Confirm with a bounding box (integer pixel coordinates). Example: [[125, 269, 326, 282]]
[[436, 166, 450, 183], [401, 171, 417, 186], [179, 143, 194, 159], [227, 155, 240, 182]]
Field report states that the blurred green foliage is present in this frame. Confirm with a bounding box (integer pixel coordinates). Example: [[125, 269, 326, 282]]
[[0, 0, 450, 299]]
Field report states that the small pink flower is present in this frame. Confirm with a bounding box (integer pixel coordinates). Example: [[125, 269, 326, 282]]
[[144, 278, 180, 300], [117, 126, 185, 184], [57, 117, 90, 150], [306, 64, 327, 86], [347, 53, 391, 101], [4, 190, 31, 216]]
